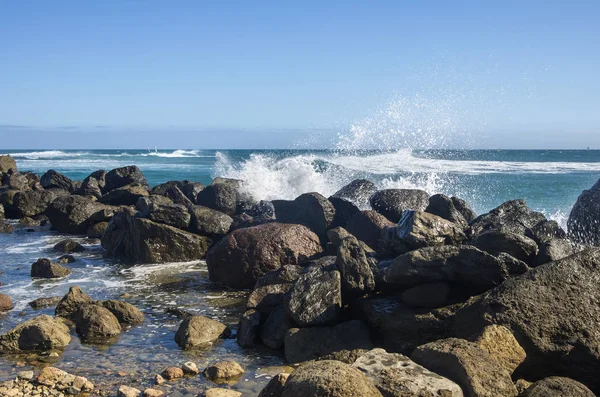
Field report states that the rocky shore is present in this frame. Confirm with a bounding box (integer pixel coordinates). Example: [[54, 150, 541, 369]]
[[1, 153, 600, 396]]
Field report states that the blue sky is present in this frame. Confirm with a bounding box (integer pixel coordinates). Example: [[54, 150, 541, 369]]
[[1, 1, 599, 149]]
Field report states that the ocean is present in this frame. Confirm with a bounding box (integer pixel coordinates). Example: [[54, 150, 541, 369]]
[[1, 147, 600, 394]]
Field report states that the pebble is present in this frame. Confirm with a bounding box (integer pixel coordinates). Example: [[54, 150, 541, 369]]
[[154, 374, 166, 385], [119, 385, 142, 397], [143, 388, 165, 397], [181, 362, 199, 375], [161, 367, 184, 380]]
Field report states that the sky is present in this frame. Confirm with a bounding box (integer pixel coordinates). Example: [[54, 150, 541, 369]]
[[1, 1, 599, 149]]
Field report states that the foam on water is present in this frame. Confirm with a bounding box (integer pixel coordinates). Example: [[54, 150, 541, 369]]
[[8, 150, 88, 159]]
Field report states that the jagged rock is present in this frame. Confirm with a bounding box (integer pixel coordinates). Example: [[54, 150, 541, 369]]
[[189, 205, 233, 237], [471, 231, 538, 264], [401, 282, 451, 308], [29, 296, 61, 310], [469, 325, 526, 375], [273, 192, 336, 240], [258, 373, 289, 397], [335, 232, 375, 298], [75, 304, 122, 343], [412, 338, 518, 397], [525, 219, 567, 244], [174, 315, 228, 349], [534, 238, 575, 266], [281, 360, 383, 397], [104, 165, 147, 192], [55, 286, 93, 319], [78, 176, 103, 198], [97, 300, 145, 324], [370, 189, 430, 223], [519, 377, 595, 397], [161, 185, 194, 207], [99, 183, 149, 206], [204, 361, 244, 382], [260, 305, 295, 349], [196, 183, 238, 216], [87, 221, 109, 238], [426, 193, 474, 227], [346, 210, 395, 252], [284, 266, 342, 327], [332, 179, 378, 209], [454, 249, 600, 391], [284, 320, 373, 364], [0, 315, 71, 352], [237, 309, 262, 347], [40, 170, 73, 192], [247, 265, 301, 312], [352, 348, 464, 397], [568, 179, 600, 245], [179, 181, 205, 203], [0, 155, 17, 173], [469, 199, 547, 237], [102, 209, 210, 264], [54, 238, 85, 253], [46, 195, 110, 234], [0, 293, 13, 312], [31, 258, 72, 279], [207, 222, 322, 289]]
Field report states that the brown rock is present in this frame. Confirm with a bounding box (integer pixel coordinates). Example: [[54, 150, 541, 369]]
[[162, 366, 184, 380], [0, 293, 13, 312], [31, 258, 72, 279], [174, 315, 228, 349], [519, 377, 595, 397], [204, 361, 244, 383], [55, 286, 93, 319], [203, 389, 242, 397], [118, 385, 141, 397], [470, 325, 526, 375], [143, 388, 164, 397]]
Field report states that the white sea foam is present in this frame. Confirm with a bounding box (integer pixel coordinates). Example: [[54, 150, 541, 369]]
[[141, 149, 215, 158], [7, 150, 88, 159]]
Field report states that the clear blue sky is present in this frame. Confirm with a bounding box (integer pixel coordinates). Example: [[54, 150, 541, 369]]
[[1, 1, 599, 149]]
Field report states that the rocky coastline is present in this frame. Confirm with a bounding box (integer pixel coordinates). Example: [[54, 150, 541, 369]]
[[1, 153, 600, 396]]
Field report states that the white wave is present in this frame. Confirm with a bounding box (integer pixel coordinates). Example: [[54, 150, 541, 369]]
[[7, 150, 88, 159], [141, 149, 215, 158]]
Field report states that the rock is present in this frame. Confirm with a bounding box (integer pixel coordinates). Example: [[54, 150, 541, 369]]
[[97, 300, 145, 324], [383, 245, 510, 295], [104, 165, 147, 192], [204, 361, 244, 382], [0, 155, 17, 173], [335, 233, 375, 298], [332, 179, 378, 209], [182, 361, 199, 375], [136, 195, 173, 212], [55, 286, 93, 319], [162, 366, 184, 380], [515, 379, 533, 394], [244, 200, 276, 219], [87, 221, 109, 238], [174, 315, 228, 349], [258, 373, 289, 397], [29, 296, 61, 310], [401, 282, 451, 308], [207, 222, 322, 289], [143, 388, 164, 397], [469, 199, 547, 237], [13, 189, 68, 218], [568, 180, 600, 245], [203, 389, 242, 397], [54, 238, 85, 253], [31, 258, 72, 278], [352, 348, 464, 397], [534, 238, 575, 266], [346, 210, 395, 252], [469, 325, 526, 375], [118, 385, 142, 397], [237, 309, 262, 347], [260, 305, 295, 349], [0, 293, 13, 312], [179, 181, 205, 202], [0, 315, 71, 352], [161, 184, 195, 208], [99, 183, 149, 205], [75, 304, 122, 343], [273, 192, 336, 240], [247, 265, 301, 312], [78, 177, 103, 198], [497, 252, 530, 275], [284, 320, 373, 364], [370, 189, 430, 223], [454, 249, 600, 390], [0, 203, 4, 220], [196, 183, 238, 216], [154, 374, 166, 385], [519, 377, 595, 397], [285, 266, 342, 327], [0, 223, 14, 234], [147, 201, 191, 230], [151, 180, 183, 196], [40, 170, 73, 191], [471, 231, 538, 264], [281, 360, 382, 397], [328, 196, 360, 228], [525, 219, 567, 244], [426, 193, 474, 227], [189, 205, 233, 237], [353, 296, 458, 354], [7, 173, 30, 190], [46, 195, 109, 234], [58, 254, 76, 264], [412, 338, 518, 397], [17, 371, 34, 381], [101, 209, 210, 264], [452, 196, 477, 223]]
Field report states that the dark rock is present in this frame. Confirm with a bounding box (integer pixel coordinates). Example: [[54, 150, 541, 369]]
[[332, 179, 378, 209], [146, 201, 191, 230], [260, 305, 295, 349], [328, 196, 360, 228], [454, 249, 600, 391], [136, 195, 173, 213], [237, 309, 262, 347], [104, 165, 147, 192], [161, 185, 194, 208], [273, 192, 335, 241], [54, 238, 85, 253], [203, 360, 245, 382], [0, 315, 71, 352], [196, 183, 237, 216], [284, 266, 342, 327], [568, 180, 600, 246], [244, 200, 275, 219], [497, 253, 530, 275], [40, 170, 73, 192], [346, 210, 395, 252], [75, 304, 122, 343], [0, 293, 13, 312], [525, 219, 567, 244], [29, 297, 61, 310], [520, 377, 595, 397], [335, 233, 375, 299], [46, 195, 110, 234], [13, 189, 68, 218], [174, 315, 228, 349], [55, 286, 93, 319], [150, 180, 183, 196], [7, 173, 30, 191], [84, 170, 107, 190], [452, 196, 477, 223], [426, 193, 473, 227], [469, 199, 547, 237], [31, 258, 72, 279], [0, 155, 17, 173], [87, 221, 109, 238], [258, 373, 289, 397], [0, 203, 4, 221], [534, 238, 575, 266], [471, 230, 539, 263], [78, 177, 102, 198], [247, 265, 302, 312], [370, 189, 430, 223], [0, 189, 19, 217], [0, 223, 14, 234], [189, 205, 233, 237], [179, 181, 205, 203], [284, 320, 373, 364], [411, 338, 517, 397], [401, 282, 451, 309], [99, 183, 149, 206], [97, 300, 145, 325], [206, 222, 322, 289], [58, 254, 76, 264]]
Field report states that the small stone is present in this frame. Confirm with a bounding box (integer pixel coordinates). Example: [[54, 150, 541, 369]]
[[118, 385, 141, 397], [143, 388, 164, 397], [204, 361, 244, 384], [17, 371, 34, 381], [203, 389, 242, 397], [154, 374, 166, 385], [161, 366, 184, 380], [182, 362, 199, 375]]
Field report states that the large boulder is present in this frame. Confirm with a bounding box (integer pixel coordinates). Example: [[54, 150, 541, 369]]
[[40, 170, 73, 192], [31, 258, 72, 279], [143, 200, 191, 230], [101, 209, 210, 264], [196, 183, 238, 216], [13, 189, 68, 218], [273, 192, 335, 241], [469, 199, 547, 237], [519, 377, 595, 397], [46, 195, 110, 234], [206, 222, 322, 289], [335, 233, 375, 299], [568, 179, 600, 245], [55, 286, 93, 319], [99, 183, 149, 206], [104, 165, 147, 192], [469, 325, 526, 375], [281, 360, 383, 397], [76, 177, 103, 199], [471, 231, 538, 264], [174, 315, 228, 349], [346, 210, 395, 252], [0, 315, 71, 352], [352, 348, 464, 397], [75, 304, 122, 343], [284, 266, 342, 327], [454, 249, 600, 390], [331, 179, 378, 209], [247, 265, 302, 312], [189, 205, 233, 237], [411, 338, 518, 397], [0, 155, 17, 173], [426, 193, 476, 227], [370, 189, 430, 223], [284, 320, 373, 364]]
